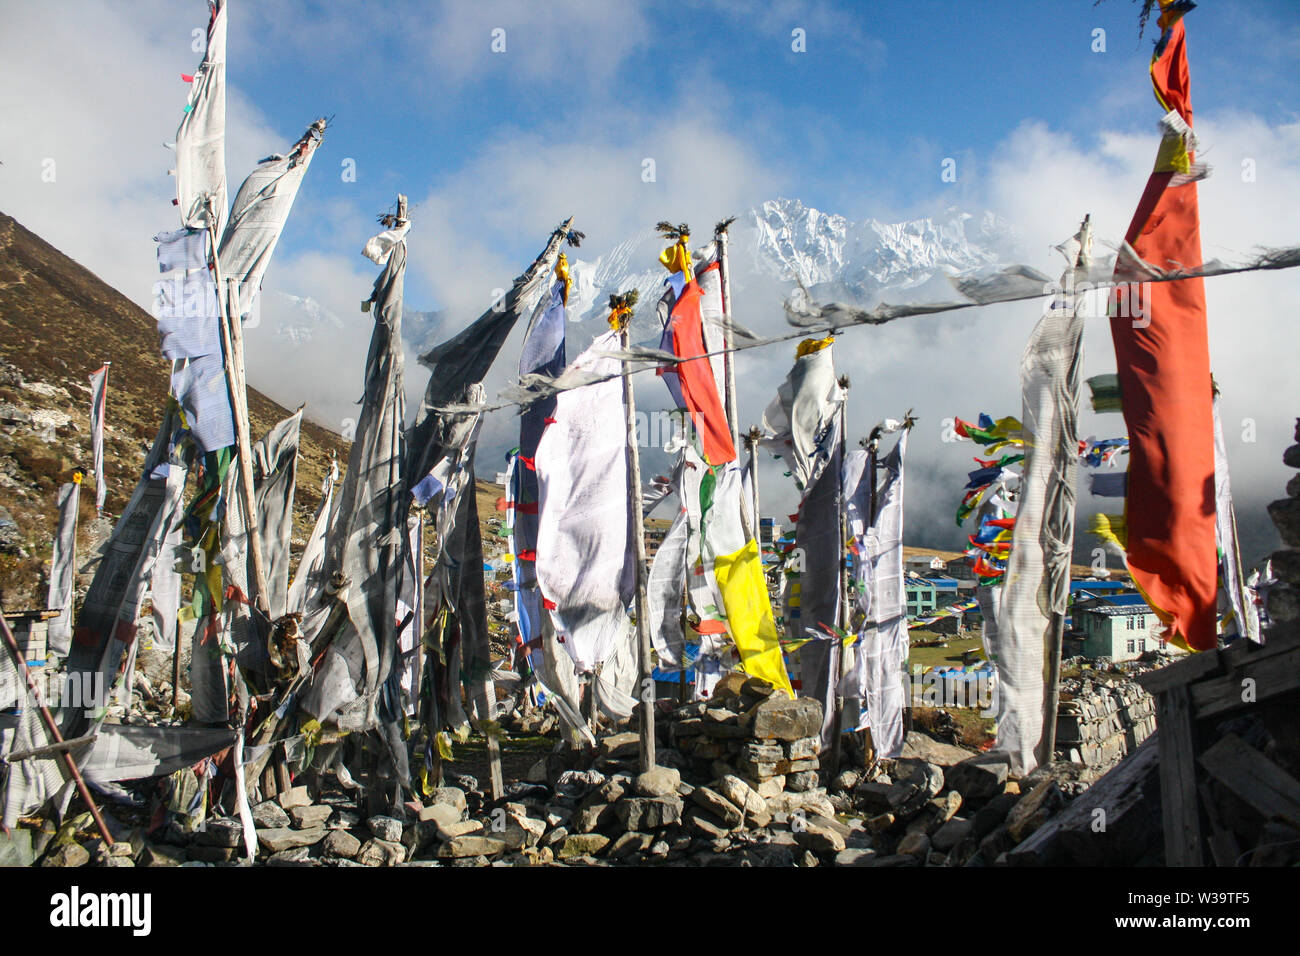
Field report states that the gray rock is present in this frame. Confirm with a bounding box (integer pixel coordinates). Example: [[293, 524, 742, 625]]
[[357, 838, 406, 866], [1269, 497, 1300, 548], [540, 826, 569, 848], [277, 785, 312, 809], [267, 846, 315, 866], [42, 843, 90, 867], [946, 753, 1010, 804], [616, 796, 683, 831], [256, 826, 327, 853], [439, 836, 507, 859], [749, 696, 823, 741], [741, 741, 784, 763], [140, 844, 185, 867], [683, 806, 730, 839], [366, 815, 405, 843], [574, 802, 614, 834], [899, 731, 973, 767], [290, 805, 332, 829], [786, 770, 820, 792], [834, 847, 878, 866], [418, 803, 461, 827], [785, 736, 820, 760], [186, 845, 234, 863], [896, 831, 930, 858], [558, 833, 610, 859], [252, 801, 291, 829], [795, 823, 845, 854], [691, 787, 744, 829], [322, 830, 362, 860], [1006, 779, 1064, 843], [428, 787, 469, 814], [608, 831, 653, 859], [931, 816, 972, 852], [831, 770, 862, 793], [972, 792, 1019, 838], [634, 766, 681, 798], [599, 732, 640, 758], [194, 818, 243, 848]]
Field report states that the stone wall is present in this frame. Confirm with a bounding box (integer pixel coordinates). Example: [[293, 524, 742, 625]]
[[1054, 677, 1155, 771]]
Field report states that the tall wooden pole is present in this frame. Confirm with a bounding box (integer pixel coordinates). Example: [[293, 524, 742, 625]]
[[745, 428, 762, 534], [209, 221, 272, 619], [619, 319, 656, 773], [829, 381, 850, 772], [716, 223, 740, 452]]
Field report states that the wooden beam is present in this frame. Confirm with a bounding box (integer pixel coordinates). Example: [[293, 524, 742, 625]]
[[1190, 634, 1300, 720], [1199, 732, 1300, 830], [1198, 781, 1242, 868], [3, 733, 98, 763], [1155, 684, 1204, 866], [1008, 733, 1161, 866], [1134, 647, 1223, 696]]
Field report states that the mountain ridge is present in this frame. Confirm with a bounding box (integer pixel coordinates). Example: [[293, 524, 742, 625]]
[[0, 210, 348, 608]]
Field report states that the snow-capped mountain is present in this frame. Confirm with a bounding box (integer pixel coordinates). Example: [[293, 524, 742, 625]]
[[563, 198, 1022, 324], [264, 197, 1021, 352], [250, 197, 1022, 433]]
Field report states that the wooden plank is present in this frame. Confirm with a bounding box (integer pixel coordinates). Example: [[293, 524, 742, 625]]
[[1191, 647, 1300, 719], [1155, 685, 1204, 866], [1220, 626, 1300, 669], [1199, 732, 1300, 829], [1134, 647, 1222, 696], [1008, 733, 1160, 866], [1198, 781, 1242, 868]]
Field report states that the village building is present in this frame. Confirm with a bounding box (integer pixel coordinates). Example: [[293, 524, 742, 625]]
[[1073, 594, 1173, 662]]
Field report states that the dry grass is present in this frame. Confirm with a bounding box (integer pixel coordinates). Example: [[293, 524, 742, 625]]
[[0, 210, 348, 607]]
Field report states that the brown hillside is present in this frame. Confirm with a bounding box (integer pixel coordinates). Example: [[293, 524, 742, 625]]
[[0, 211, 347, 607]]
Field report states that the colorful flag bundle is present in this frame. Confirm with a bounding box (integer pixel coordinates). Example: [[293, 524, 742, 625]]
[[953, 413, 1023, 527], [1079, 436, 1129, 468], [952, 412, 1022, 584]]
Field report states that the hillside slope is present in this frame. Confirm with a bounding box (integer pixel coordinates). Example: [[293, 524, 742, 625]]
[[0, 211, 347, 608]]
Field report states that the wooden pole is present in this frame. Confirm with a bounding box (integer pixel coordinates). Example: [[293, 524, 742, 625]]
[[172, 622, 183, 711], [716, 223, 740, 452], [619, 319, 656, 773], [745, 428, 762, 535], [829, 381, 850, 772], [0, 607, 113, 846], [209, 221, 272, 619], [1041, 610, 1067, 765]]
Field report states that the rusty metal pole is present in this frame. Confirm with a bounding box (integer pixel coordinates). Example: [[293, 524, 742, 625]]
[[0, 607, 113, 846]]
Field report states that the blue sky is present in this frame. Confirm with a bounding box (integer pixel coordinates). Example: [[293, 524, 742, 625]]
[[2, 0, 1298, 560], [194, 0, 1300, 308]]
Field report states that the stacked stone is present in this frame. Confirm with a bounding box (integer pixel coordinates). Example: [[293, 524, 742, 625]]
[[668, 673, 826, 802], [1055, 678, 1155, 770], [1265, 418, 1300, 628], [832, 740, 1075, 866]]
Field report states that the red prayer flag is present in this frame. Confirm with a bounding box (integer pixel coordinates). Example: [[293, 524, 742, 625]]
[[669, 280, 736, 466], [1108, 3, 1216, 651]]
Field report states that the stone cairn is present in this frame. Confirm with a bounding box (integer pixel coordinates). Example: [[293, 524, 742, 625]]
[[1265, 417, 1300, 628], [1054, 677, 1155, 771], [19, 675, 1086, 868]]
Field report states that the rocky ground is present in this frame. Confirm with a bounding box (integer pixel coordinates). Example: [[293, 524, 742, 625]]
[[10, 672, 1091, 868]]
